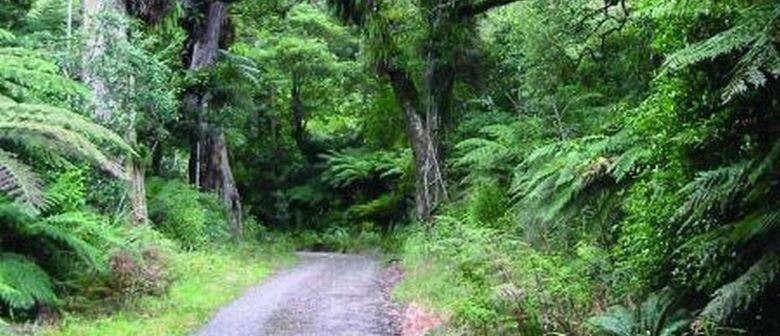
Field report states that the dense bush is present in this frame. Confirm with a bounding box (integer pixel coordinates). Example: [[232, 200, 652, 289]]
[[146, 177, 230, 249], [396, 203, 612, 335]]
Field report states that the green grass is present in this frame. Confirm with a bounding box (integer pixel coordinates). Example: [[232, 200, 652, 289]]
[[46, 246, 293, 336]]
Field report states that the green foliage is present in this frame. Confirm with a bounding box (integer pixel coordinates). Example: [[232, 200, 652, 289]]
[[661, 1, 780, 101], [396, 210, 609, 334], [0, 195, 126, 312], [2, 0, 778, 334], [698, 251, 779, 328], [0, 98, 132, 213], [0, 46, 86, 105], [0, 253, 57, 310], [321, 148, 409, 188], [390, 0, 780, 334], [146, 178, 229, 249], [588, 290, 691, 336]]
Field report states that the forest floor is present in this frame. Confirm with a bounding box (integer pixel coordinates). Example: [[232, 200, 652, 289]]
[[195, 252, 402, 336]]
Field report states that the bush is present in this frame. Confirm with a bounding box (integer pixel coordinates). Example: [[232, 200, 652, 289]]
[[395, 209, 609, 335], [108, 246, 170, 298], [146, 177, 229, 249]]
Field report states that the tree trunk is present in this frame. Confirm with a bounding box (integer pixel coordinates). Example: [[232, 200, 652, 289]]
[[199, 128, 242, 238], [183, 0, 243, 239], [290, 72, 306, 149], [380, 61, 448, 221], [83, 0, 148, 226], [151, 139, 163, 176], [125, 129, 148, 224]]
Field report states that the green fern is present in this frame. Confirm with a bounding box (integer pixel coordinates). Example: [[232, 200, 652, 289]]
[[0, 253, 57, 310], [588, 289, 691, 336], [320, 148, 410, 188], [510, 134, 630, 223], [0, 148, 47, 213], [661, 2, 780, 101], [454, 123, 521, 176], [698, 251, 779, 327], [348, 192, 404, 218], [0, 47, 86, 105], [20, 0, 68, 35], [27, 211, 122, 272], [0, 99, 133, 213], [677, 140, 780, 326]]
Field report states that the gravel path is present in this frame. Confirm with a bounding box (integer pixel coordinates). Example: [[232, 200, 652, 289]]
[[195, 252, 400, 336]]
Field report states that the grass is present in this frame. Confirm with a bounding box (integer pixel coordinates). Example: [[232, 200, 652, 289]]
[[46, 245, 294, 336]]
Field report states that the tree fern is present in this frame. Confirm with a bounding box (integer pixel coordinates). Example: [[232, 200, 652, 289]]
[[20, 0, 68, 36], [661, 1, 780, 101], [26, 211, 121, 272], [510, 134, 627, 222], [320, 148, 409, 188], [698, 251, 779, 327], [677, 140, 780, 326], [348, 192, 403, 218], [0, 253, 57, 310], [0, 47, 86, 105], [0, 148, 47, 213], [588, 289, 691, 336], [0, 99, 132, 213], [454, 123, 521, 174]]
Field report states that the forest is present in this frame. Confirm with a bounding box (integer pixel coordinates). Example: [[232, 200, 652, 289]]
[[0, 0, 778, 335]]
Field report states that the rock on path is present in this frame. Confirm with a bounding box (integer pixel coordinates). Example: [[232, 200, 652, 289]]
[[195, 252, 400, 336]]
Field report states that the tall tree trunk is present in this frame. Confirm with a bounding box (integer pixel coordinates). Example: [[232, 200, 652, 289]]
[[83, 0, 148, 226], [380, 61, 448, 220], [199, 128, 242, 238], [183, 0, 243, 239]]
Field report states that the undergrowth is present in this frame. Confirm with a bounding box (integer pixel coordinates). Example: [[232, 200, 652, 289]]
[[46, 244, 293, 336], [393, 211, 608, 335]]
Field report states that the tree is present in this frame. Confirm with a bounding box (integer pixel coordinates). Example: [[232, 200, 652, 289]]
[[329, 0, 519, 220], [182, 0, 243, 239], [82, 0, 148, 226]]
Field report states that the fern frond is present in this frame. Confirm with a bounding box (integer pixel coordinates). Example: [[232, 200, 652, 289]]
[[662, 2, 780, 101], [348, 192, 402, 218], [0, 47, 87, 104], [0, 148, 47, 214], [0, 101, 134, 154], [676, 161, 748, 226], [728, 209, 780, 244], [0, 121, 125, 177], [0, 29, 14, 43], [26, 211, 117, 272], [321, 148, 409, 188], [22, 0, 68, 34], [589, 290, 691, 336], [588, 305, 634, 336], [0, 253, 57, 310], [699, 251, 780, 325]]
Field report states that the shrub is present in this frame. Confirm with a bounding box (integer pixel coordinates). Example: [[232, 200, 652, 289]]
[[108, 247, 170, 298], [146, 177, 229, 249], [395, 210, 609, 335], [587, 289, 691, 336]]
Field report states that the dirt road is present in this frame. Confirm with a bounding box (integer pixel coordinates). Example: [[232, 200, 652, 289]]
[[195, 252, 399, 336]]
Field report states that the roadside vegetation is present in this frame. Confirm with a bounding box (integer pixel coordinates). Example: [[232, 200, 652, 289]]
[[47, 246, 291, 336], [0, 0, 777, 335]]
